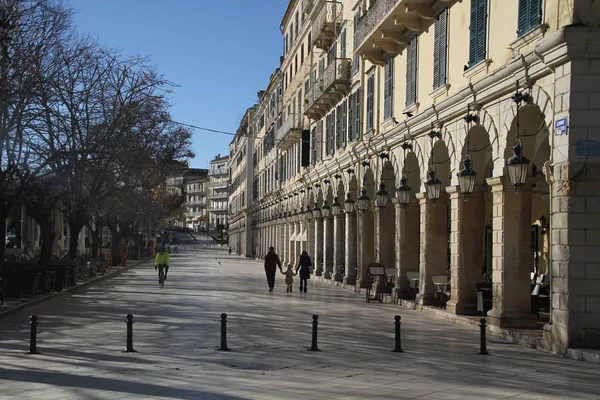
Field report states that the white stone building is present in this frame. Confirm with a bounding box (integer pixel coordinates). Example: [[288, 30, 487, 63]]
[[207, 155, 230, 233]]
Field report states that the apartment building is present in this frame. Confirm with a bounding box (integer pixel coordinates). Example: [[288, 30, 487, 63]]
[[207, 154, 230, 233], [244, 0, 600, 353], [185, 175, 209, 232], [228, 106, 257, 256]]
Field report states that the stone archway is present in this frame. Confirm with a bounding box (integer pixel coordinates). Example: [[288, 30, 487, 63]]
[[376, 160, 397, 281], [447, 123, 494, 315], [487, 98, 551, 328], [396, 149, 421, 299], [343, 173, 359, 285], [417, 138, 451, 306], [323, 182, 335, 278], [332, 177, 346, 281], [357, 167, 376, 288]]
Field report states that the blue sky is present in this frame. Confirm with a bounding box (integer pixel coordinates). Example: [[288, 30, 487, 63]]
[[70, 0, 287, 169]]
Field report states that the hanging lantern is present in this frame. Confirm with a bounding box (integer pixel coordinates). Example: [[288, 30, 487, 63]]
[[321, 200, 331, 218], [506, 139, 530, 193], [374, 182, 390, 208], [311, 202, 321, 219], [344, 192, 355, 213], [356, 188, 370, 212], [425, 167, 442, 200], [457, 155, 477, 200], [396, 176, 412, 205], [331, 197, 343, 216]]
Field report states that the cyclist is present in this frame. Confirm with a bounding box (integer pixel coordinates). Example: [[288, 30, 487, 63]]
[[155, 247, 170, 287]]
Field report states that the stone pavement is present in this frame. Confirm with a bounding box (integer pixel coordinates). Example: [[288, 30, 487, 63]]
[[0, 235, 598, 400]]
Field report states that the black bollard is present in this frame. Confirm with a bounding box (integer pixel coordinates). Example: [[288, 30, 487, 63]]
[[27, 315, 40, 354], [478, 318, 489, 355], [124, 314, 136, 353], [308, 314, 321, 351], [392, 315, 404, 353], [218, 313, 230, 351]]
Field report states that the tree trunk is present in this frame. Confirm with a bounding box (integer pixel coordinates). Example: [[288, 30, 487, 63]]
[[89, 222, 100, 259], [0, 213, 6, 274], [109, 225, 120, 266], [36, 221, 54, 272], [68, 219, 84, 260]]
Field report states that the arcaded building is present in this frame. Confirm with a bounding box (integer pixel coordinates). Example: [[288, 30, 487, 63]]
[[242, 0, 600, 354]]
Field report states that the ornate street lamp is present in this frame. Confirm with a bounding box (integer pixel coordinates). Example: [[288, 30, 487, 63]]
[[343, 192, 355, 213], [425, 167, 442, 200], [457, 155, 477, 200], [396, 176, 412, 205], [331, 196, 343, 216], [506, 139, 530, 194], [356, 187, 370, 212], [321, 200, 331, 218], [374, 182, 390, 208], [311, 202, 321, 219]]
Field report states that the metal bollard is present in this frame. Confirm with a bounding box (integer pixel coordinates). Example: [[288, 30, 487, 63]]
[[478, 318, 489, 355], [124, 314, 136, 353], [218, 313, 230, 351], [308, 314, 321, 351], [392, 315, 404, 353], [27, 315, 40, 354]]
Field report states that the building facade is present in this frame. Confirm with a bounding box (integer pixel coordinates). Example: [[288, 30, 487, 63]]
[[242, 0, 600, 353], [207, 154, 230, 233], [228, 107, 257, 256], [185, 175, 209, 232]]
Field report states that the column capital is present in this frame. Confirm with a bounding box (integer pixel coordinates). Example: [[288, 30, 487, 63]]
[[486, 176, 535, 192], [416, 191, 450, 203]]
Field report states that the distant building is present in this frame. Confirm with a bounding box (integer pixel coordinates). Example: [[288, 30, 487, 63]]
[[166, 168, 208, 228], [207, 154, 230, 233], [228, 106, 256, 256]]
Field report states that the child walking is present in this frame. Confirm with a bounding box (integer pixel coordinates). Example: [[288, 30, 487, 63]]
[[279, 263, 298, 293]]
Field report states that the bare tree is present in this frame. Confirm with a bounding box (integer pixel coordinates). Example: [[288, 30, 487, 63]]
[[0, 0, 71, 265]]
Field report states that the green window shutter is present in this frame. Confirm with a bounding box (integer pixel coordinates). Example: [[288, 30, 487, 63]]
[[366, 75, 374, 131], [341, 99, 347, 146], [434, 8, 448, 89], [336, 105, 342, 149], [384, 57, 394, 120], [469, 0, 487, 66], [518, 0, 542, 36], [406, 38, 418, 107], [355, 87, 361, 139], [348, 92, 354, 142]]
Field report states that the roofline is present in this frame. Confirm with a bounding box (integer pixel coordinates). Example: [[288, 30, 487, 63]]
[[280, 0, 299, 31]]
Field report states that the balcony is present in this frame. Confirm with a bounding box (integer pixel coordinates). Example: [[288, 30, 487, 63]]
[[208, 206, 228, 213], [276, 113, 305, 151], [211, 180, 228, 189], [304, 58, 351, 120], [208, 168, 228, 176], [311, 1, 343, 50], [208, 192, 229, 200], [355, 0, 449, 65]]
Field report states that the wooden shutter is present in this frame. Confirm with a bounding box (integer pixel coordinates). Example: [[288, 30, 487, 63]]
[[336, 105, 342, 149], [301, 130, 311, 167], [469, 0, 487, 66], [340, 29, 347, 58], [518, 0, 542, 36], [517, 0, 529, 35], [348, 92, 354, 142], [355, 87, 361, 139], [317, 120, 323, 161], [406, 38, 417, 106], [341, 100, 347, 146], [434, 9, 448, 89]]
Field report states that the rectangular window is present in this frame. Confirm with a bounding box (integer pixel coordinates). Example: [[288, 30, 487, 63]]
[[308, 33, 311, 53], [355, 87, 361, 139], [286, 33, 290, 53], [406, 38, 418, 107], [311, 127, 317, 165], [335, 105, 342, 149], [316, 120, 323, 162], [433, 8, 448, 89], [341, 99, 347, 147], [384, 57, 394, 120], [366, 74, 374, 132], [340, 29, 347, 58], [301, 43, 305, 64], [347, 92, 354, 142], [468, 0, 488, 67], [295, 12, 299, 38], [518, 0, 542, 36], [305, 78, 310, 94], [352, 11, 360, 75], [291, 22, 294, 43]]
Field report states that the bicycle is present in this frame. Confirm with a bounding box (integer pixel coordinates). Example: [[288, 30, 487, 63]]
[[157, 264, 167, 288]]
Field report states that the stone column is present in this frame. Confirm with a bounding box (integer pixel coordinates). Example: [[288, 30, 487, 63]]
[[323, 216, 334, 278], [333, 212, 345, 281], [486, 177, 536, 328], [306, 217, 315, 261], [344, 210, 357, 285], [314, 217, 324, 276], [356, 210, 375, 288], [416, 192, 449, 306], [392, 199, 420, 298], [446, 186, 485, 315], [375, 204, 395, 269]]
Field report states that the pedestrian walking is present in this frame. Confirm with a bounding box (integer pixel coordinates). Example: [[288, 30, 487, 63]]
[[279, 263, 297, 292], [264, 246, 282, 292], [296, 250, 312, 293]]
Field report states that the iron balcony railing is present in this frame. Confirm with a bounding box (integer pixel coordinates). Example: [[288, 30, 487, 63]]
[[355, 0, 400, 51], [305, 58, 352, 113], [208, 168, 229, 176], [275, 113, 304, 145], [311, 1, 343, 49]]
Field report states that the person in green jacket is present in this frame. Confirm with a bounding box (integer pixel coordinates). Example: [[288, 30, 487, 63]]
[[155, 248, 170, 285]]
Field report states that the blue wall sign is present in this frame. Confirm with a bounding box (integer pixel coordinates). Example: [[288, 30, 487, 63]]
[[555, 118, 568, 135]]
